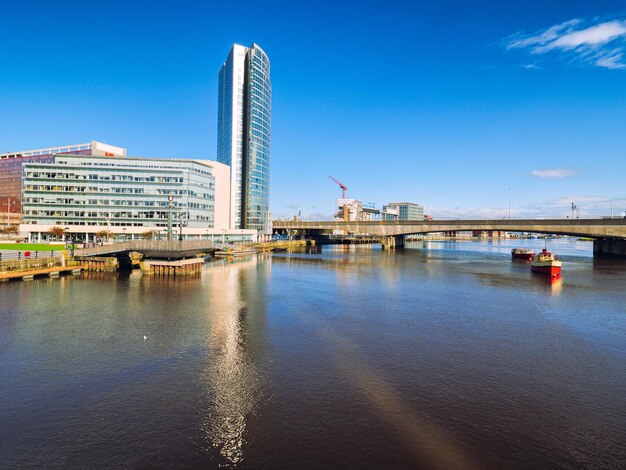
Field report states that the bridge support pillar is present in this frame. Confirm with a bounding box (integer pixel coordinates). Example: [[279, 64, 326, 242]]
[[381, 235, 404, 250], [593, 237, 626, 259]]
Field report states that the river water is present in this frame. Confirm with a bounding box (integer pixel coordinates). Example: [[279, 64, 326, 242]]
[[1, 239, 625, 469]]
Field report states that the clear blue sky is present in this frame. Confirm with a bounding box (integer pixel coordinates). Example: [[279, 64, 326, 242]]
[[2, 0, 626, 219]]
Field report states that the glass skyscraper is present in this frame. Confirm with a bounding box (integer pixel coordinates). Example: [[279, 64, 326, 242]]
[[217, 43, 271, 233]]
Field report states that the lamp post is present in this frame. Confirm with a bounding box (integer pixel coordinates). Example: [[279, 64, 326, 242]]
[[178, 214, 183, 241], [64, 227, 73, 256], [167, 195, 173, 241]]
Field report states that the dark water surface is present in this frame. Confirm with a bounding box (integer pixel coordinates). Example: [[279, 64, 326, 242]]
[[1, 240, 625, 469]]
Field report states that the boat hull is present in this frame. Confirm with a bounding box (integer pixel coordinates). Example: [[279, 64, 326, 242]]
[[530, 264, 561, 277], [511, 249, 535, 261]]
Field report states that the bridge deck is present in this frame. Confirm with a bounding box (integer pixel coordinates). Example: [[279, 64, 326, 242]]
[[79, 240, 215, 258], [273, 218, 626, 238]]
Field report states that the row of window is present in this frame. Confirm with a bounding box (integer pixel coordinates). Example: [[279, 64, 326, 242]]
[[23, 199, 212, 207], [24, 209, 214, 219], [23, 185, 210, 196], [24, 172, 185, 183]]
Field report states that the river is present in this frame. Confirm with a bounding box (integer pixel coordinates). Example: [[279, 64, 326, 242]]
[[1, 239, 625, 468]]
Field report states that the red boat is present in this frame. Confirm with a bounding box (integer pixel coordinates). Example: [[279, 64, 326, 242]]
[[511, 248, 535, 260], [531, 249, 562, 277]]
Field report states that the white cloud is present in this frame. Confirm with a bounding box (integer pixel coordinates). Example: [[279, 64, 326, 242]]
[[548, 195, 605, 205], [429, 196, 625, 220], [530, 168, 576, 179], [595, 49, 626, 69], [504, 17, 626, 69], [506, 19, 582, 50], [535, 20, 626, 52], [303, 212, 334, 221]]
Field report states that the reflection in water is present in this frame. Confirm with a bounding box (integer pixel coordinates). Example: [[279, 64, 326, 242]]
[[198, 256, 269, 466], [549, 277, 563, 296]]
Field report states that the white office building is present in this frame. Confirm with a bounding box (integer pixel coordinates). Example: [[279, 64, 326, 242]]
[[20, 154, 256, 243]]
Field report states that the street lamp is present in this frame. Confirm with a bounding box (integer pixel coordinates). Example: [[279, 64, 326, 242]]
[[64, 227, 74, 257], [178, 214, 183, 241], [167, 195, 173, 241]]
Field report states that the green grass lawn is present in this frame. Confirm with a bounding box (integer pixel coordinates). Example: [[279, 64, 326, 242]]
[[0, 243, 70, 251]]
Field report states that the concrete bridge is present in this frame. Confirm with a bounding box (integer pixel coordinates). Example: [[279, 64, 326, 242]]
[[77, 240, 215, 260], [273, 218, 626, 258]]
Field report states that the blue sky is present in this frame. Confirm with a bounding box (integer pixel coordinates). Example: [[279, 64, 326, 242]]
[[2, 0, 626, 219]]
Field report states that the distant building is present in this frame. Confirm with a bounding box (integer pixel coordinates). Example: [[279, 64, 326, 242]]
[[361, 202, 380, 221], [335, 198, 372, 222], [0, 141, 126, 215], [380, 206, 399, 221], [19, 154, 257, 242], [383, 202, 424, 220], [217, 43, 272, 234]]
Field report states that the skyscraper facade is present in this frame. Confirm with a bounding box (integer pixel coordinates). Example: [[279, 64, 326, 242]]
[[217, 43, 271, 233]]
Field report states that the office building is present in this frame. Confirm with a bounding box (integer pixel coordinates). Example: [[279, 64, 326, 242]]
[[217, 43, 271, 234], [380, 206, 399, 221], [20, 154, 255, 243], [0, 141, 126, 215], [383, 202, 424, 220]]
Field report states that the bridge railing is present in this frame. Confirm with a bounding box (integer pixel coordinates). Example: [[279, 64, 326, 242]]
[[79, 240, 214, 256]]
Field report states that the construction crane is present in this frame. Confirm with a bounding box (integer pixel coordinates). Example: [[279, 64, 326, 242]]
[[329, 176, 349, 221], [329, 176, 348, 198]]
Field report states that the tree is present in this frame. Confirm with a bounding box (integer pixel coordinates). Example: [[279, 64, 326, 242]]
[[140, 230, 157, 239], [96, 229, 112, 241], [47, 226, 67, 241], [0, 225, 19, 235]]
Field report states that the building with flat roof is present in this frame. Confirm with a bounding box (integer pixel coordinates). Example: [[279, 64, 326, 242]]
[[0, 141, 126, 215], [383, 202, 424, 221], [19, 154, 253, 242], [218, 43, 272, 234]]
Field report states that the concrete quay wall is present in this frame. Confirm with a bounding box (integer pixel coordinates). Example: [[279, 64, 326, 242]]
[[140, 258, 203, 276], [0, 257, 62, 274]]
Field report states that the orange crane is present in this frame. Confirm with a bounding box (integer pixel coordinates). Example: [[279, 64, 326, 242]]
[[329, 176, 349, 221]]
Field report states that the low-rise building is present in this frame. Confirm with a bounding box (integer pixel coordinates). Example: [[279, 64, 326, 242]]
[[19, 154, 256, 243], [334, 198, 363, 221], [380, 206, 399, 221], [383, 202, 424, 220], [1, 141, 126, 215]]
